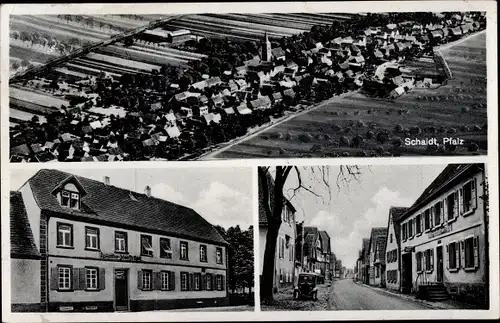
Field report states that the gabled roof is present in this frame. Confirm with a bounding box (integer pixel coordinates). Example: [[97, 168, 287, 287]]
[[318, 230, 331, 254], [24, 169, 227, 245], [10, 192, 40, 258], [304, 226, 319, 254], [400, 164, 482, 221], [369, 227, 388, 255], [387, 206, 408, 248]]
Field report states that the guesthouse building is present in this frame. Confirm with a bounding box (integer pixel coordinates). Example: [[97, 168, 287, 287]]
[[10, 169, 229, 312], [398, 164, 488, 307]]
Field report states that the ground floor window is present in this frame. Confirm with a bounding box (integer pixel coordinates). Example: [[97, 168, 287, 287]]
[[180, 272, 188, 291], [86, 267, 98, 290], [416, 252, 423, 272], [216, 275, 222, 290], [58, 266, 72, 290], [448, 242, 459, 270], [206, 273, 212, 290], [142, 270, 152, 290], [464, 236, 479, 269], [425, 249, 434, 271], [194, 273, 201, 291]]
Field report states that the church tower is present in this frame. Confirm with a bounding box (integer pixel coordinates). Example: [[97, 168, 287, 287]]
[[261, 31, 272, 62]]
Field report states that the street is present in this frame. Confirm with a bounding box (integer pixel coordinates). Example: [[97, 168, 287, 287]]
[[262, 279, 432, 311]]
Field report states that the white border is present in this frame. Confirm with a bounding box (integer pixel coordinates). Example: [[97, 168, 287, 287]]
[[1, 1, 498, 322]]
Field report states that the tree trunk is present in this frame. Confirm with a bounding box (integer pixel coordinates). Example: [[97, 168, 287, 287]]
[[261, 221, 279, 304]]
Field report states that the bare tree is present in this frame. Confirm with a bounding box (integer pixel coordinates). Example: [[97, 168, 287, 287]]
[[259, 165, 362, 304]]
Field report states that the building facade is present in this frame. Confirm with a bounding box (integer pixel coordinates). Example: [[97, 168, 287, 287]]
[[318, 230, 333, 280], [398, 164, 488, 307], [368, 228, 388, 286], [384, 207, 409, 291], [11, 169, 229, 312], [258, 171, 297, 291]]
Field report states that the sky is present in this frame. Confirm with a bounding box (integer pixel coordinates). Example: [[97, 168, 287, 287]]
[[10, 167, 253, 230], [280, 164, 447, 269]]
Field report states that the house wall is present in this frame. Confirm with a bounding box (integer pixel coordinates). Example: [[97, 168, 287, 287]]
[[11, 258, 41, 312], [46, 216, 227, 311], [400, 170, 487, 305], [19, 183, 41, 250], [275, 206, 296, 288], [385, 218, 400, 291]]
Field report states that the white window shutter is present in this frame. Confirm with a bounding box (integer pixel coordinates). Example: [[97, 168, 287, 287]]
[[471, 179, 477, 209], [474, 236, 479, 269], [455, 242, 460, 270], [459, 187, 464, 216], [445, 245, 449, 270], [454, 192, 459, 219]]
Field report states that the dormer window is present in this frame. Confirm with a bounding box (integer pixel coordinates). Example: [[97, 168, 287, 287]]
[[60, 190, 80, 210]]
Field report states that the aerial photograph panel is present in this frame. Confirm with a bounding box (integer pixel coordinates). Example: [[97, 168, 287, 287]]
[[8, 12, 487, 162]]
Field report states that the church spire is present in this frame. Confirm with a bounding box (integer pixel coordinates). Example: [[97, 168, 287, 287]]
[[261, 31, 272, 62]]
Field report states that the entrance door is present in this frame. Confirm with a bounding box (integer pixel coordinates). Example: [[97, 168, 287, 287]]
[[436, 246, 444, 283], [115, 269, 129, 311], [401, 253, 413, 293]]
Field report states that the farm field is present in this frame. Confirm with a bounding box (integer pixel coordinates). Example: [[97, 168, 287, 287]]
[[209, 31, 487, 159]]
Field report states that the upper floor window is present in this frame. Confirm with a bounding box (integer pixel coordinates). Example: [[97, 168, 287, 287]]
[[115, 231, 127, 253], [416, 214, 422, 234], [408, 218, 414, 237], [279, 237, 285, 259], [447, 192, 458, 220], [180, 241, 189, 260], [160, 238, 172, 259], [200, 245, 207, 262], [434, 201, 443, 226], [216, 247, 223, 264], [402, 223, 407, 240], [57, 222, 74, 248], [461, 180, 477, 215], [85, 227, 99, 250], [389, 234, 393, 243], [424, 209, 431, 231], [61, 190, 80, 210], [140, 235, 153, 257]]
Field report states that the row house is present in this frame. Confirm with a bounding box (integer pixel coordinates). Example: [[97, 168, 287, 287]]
[[384, 207, 409, 292], [258, 170, 297, 291], [10, 169, 228, 312], [368, 227, 388, 286], [318, 230, 333, 281], [398, 164, 488, 307]]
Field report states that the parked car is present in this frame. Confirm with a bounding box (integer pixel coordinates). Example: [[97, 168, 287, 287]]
[[293, 273, 319, 300]]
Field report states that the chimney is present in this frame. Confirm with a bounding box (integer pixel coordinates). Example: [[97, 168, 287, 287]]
[[103, 176, 110, 186], [145, 185, 151, 197]]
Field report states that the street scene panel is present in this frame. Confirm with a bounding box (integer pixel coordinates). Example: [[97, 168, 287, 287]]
[[258, 164, 489, 311], [9, 167, 254, 312], [8, 11, 488, 162]]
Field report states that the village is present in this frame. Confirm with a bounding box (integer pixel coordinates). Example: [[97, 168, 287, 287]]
[[258, 163, 488, 311], [354, 163, 488, 310], [9, 12, 486, 162]]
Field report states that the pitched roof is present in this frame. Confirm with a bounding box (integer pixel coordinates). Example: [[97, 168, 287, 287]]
[[400, 164, 481, 221], [369, 227, 388, 254], [389, 206, 409, 246], [304, 226, 319, 255], [318, 230, 331, 253], [25, 169, 227, 245], [10, 191, 40, 258]]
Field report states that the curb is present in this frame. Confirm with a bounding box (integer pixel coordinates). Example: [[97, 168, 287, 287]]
[[356, 282, 448, 310]]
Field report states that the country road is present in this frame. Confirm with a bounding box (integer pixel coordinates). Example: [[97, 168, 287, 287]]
[[330, 279, 430, 310], [262, 279, 432, 311]]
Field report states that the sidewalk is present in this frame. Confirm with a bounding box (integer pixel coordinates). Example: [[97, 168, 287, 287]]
[[354, 281, 482, 310], [152, 305, 254, 312]]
